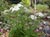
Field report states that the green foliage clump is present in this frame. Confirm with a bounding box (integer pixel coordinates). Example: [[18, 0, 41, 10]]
[[0, 0, 10, 11], [36, 4, 48, 11], [4, 8, 39, 37]]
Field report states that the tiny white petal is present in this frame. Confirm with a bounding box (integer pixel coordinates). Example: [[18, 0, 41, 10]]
[[39, 27, 42, 30], [0, 22, 2, 24], [30, 15, 37, 20], [43, 21, 46, 24], [9, 7, 13, 10]]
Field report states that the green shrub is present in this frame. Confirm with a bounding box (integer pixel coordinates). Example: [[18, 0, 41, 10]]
[[36, 4, 48, 11]]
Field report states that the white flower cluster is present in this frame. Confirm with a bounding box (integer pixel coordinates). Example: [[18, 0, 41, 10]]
[[10, 3, 23, 12], [30, 12, 48, 20], [3, 3, 23, 14], [30, 15, 37, 20]]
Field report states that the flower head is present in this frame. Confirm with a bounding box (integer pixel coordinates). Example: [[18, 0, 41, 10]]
[[10, 3, 23, 12], [30, 15, 37, 20]]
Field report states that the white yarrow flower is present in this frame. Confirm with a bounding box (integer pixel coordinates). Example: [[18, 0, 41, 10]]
[[10, 3, 23, 12], [30, 15, 37, 20]]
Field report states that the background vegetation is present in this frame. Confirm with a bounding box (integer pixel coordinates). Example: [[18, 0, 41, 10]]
[[0, 0, 50, 37]]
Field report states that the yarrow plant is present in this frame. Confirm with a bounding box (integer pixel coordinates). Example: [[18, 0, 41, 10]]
[[3, 8, 40, 37]]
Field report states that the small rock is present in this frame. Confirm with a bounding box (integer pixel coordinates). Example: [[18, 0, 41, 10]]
[[47, 16, 50, 19], [35, 12, 44, 17]]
